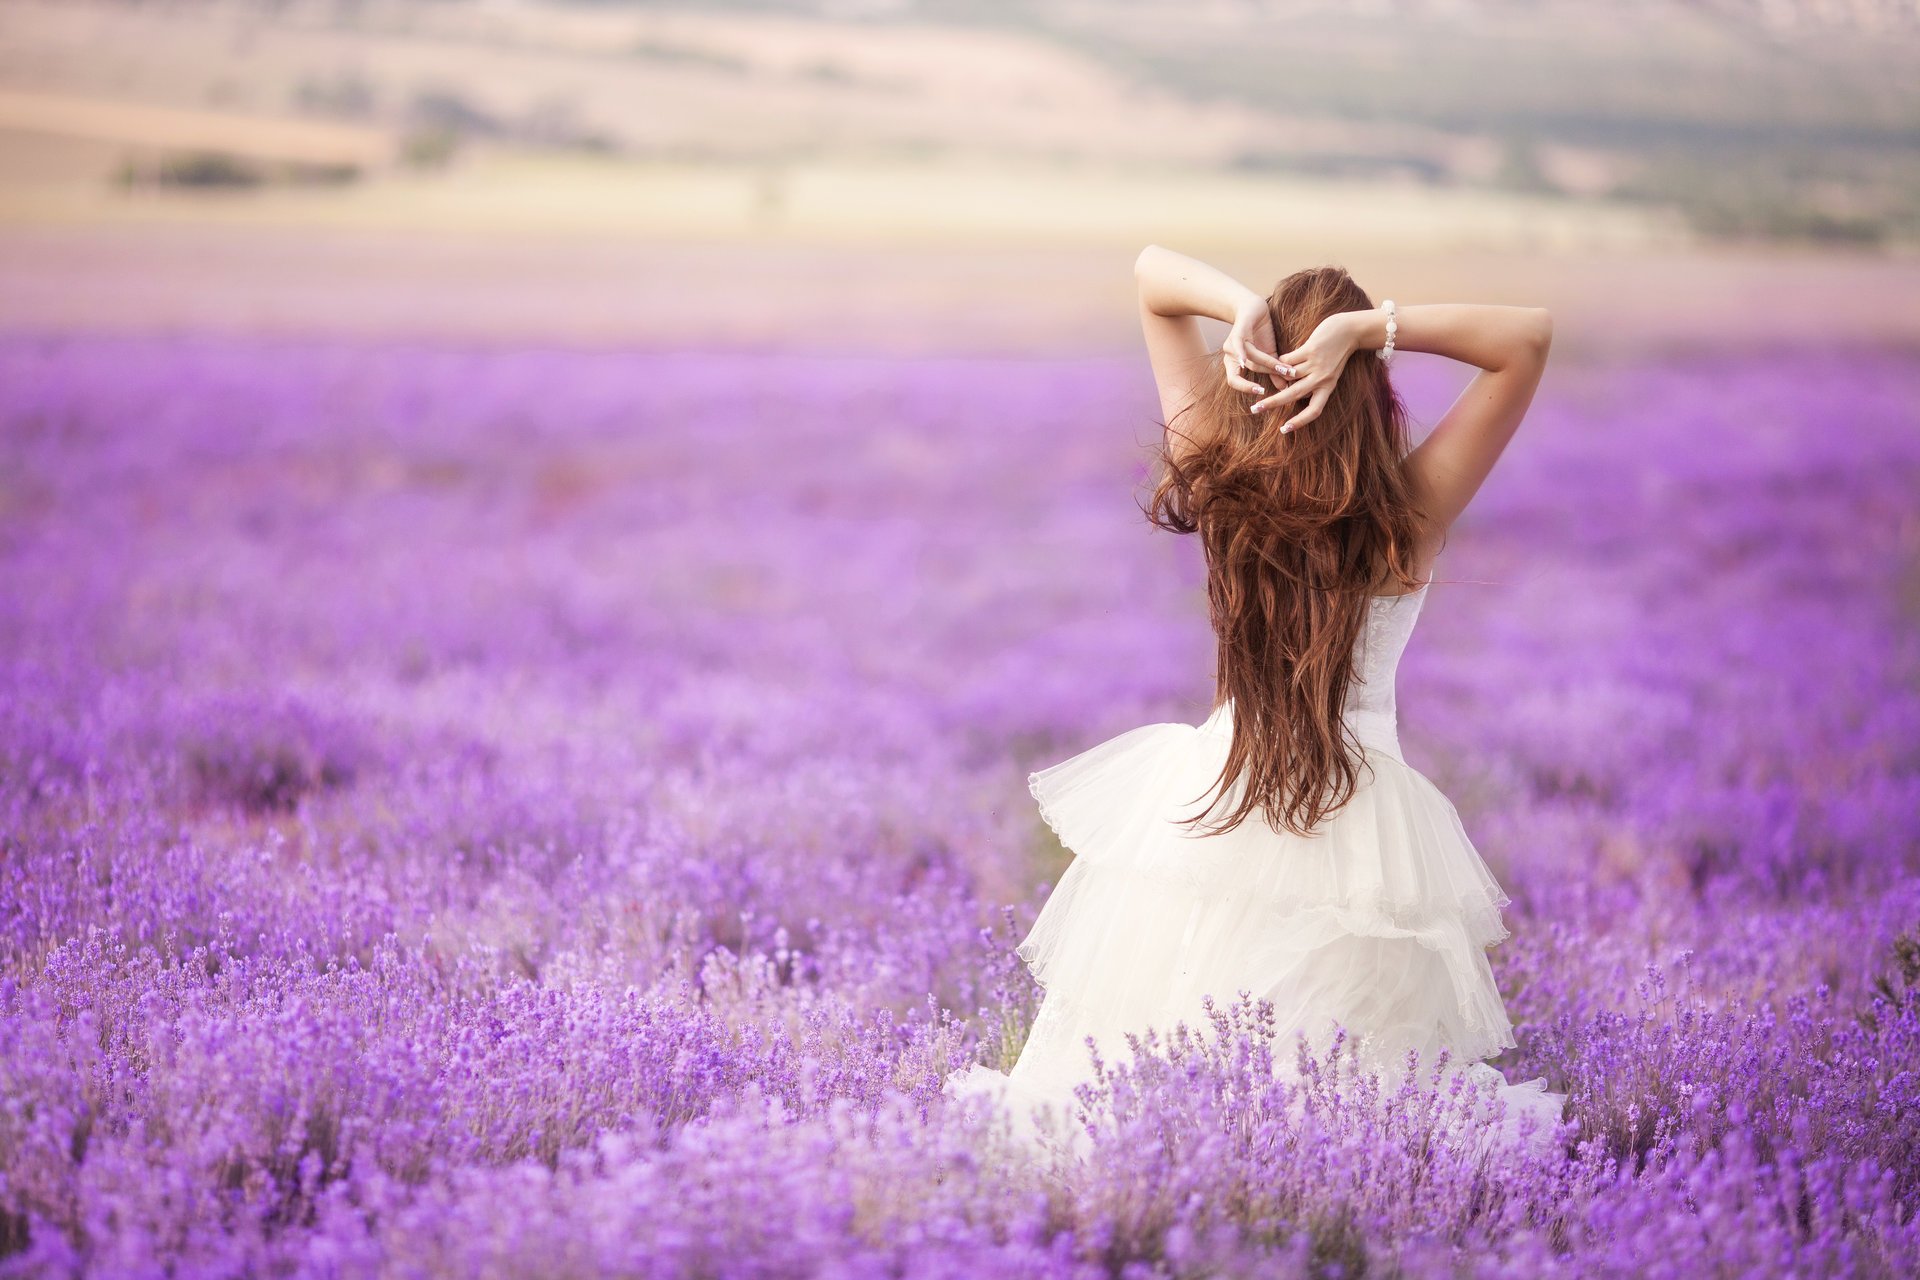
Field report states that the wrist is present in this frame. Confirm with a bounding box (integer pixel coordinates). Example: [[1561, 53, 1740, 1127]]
[[1225, 287, 1267, 326], [1347, 305, 1387, 354]]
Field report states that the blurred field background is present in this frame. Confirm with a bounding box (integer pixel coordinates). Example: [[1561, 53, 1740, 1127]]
[[8, 3, 1920, 1274], [2, 0, 1919, 355]]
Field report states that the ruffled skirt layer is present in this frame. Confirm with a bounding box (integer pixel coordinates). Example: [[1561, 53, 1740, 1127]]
[[945, 713, 1566, 1159]]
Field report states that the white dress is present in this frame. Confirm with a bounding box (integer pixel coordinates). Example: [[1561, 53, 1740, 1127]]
[[945, 573, 1566, 1159]]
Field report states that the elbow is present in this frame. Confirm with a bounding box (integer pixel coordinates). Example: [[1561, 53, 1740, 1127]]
[[1133, 243, 1164, 278], [1528, 307, 1554, 357]]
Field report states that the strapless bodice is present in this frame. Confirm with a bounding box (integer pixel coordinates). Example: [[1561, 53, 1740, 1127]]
[[1198, 574, 1433, 764]]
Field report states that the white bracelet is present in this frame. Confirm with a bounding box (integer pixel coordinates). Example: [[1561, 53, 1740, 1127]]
[[1376, 299, 1397, 364]]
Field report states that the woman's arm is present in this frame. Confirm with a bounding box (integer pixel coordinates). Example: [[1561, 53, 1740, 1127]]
[[1346, 302, 1550, 375], [1133, 245, 1287, 426], [1135, 244, 1258, 324], [1344, 302, 1553, 538]]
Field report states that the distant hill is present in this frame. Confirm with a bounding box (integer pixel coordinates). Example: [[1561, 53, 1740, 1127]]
[[1, 0, 1914, 246]]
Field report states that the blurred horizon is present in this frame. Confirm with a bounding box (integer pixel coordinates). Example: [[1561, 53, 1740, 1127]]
[[2, 0, 1918, 357]]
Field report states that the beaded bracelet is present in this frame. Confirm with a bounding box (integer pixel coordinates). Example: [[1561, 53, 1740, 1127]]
[[1377, 299, 1397, 365]]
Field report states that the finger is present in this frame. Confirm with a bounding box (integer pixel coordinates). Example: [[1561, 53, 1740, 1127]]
[[1250, 378, 1307, 415], [1250, 377, 1296, 415], [1283, 387, 1333, 433], [1262, 376, 1316, 411], [1221, 349, 1264, 396], [1239, 348, 1285, 382], [1246, 346, 1291, 376]]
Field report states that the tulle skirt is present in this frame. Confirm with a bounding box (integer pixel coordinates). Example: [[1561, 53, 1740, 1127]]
[[945, 704, 1567, 1162]]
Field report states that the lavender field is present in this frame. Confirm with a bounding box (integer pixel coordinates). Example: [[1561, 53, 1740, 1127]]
[[2, 331, 1918, 1276]]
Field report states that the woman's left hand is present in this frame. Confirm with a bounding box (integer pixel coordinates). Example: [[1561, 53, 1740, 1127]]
[[1251, 313, 1361, 432], [1221, 295, 1291, 396]]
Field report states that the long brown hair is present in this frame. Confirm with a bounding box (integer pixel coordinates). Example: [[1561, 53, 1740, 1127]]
[[1142, 265, 1432, 838]]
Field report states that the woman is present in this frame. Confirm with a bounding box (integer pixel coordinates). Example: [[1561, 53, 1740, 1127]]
[[945, 244, 1567, 1160]]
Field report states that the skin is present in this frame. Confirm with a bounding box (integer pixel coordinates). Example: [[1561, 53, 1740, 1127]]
[[1132, 244, 1554, 589]]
